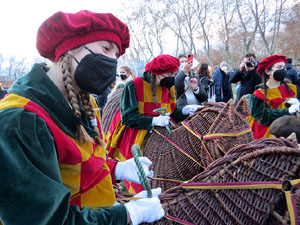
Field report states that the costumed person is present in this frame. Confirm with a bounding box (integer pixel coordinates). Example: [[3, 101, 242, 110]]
[[248, 55, 300, 139], [0, 10, 165, 225], [108, 65, 135, 98], [118, 65, 135, 87], [106, 54, 201, 193]]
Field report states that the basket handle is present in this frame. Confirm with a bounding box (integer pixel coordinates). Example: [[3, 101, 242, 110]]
[[153, 108, 175, 133], [131, 144, 152, 198]]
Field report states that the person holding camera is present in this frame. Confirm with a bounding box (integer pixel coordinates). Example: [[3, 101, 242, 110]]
[[229, 53, 262, 105]]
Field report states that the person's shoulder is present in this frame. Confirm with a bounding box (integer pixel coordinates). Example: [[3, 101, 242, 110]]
[[0, 106, 47, 135]]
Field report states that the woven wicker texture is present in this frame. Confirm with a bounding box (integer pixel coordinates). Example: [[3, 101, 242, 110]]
[[143, 100, 254, 191], [101, 88, 124, 136], [146, 138, 300, 225], [235, 95, 251, 118]]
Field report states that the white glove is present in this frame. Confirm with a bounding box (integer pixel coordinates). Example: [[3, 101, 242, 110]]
[[287, 98, 300, 114], [115, 157, 154, 184], [152, 114, 170, 127], [182, 105, 202, 116], [289, 104, 300, 114], [287, 98, 300, 106], [125, 188, 165, 225]]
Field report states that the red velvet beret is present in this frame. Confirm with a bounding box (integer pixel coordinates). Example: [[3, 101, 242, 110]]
[[145, 54, 180, 75], [256, 55, 287, 75], [37, 10, 130, 62]]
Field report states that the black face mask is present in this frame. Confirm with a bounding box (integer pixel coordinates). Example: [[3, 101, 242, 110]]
[[73, 46, 117, 95], [160, 76, 175, 89], [273, 69, 286, 82], [120, 74, 128, 80]]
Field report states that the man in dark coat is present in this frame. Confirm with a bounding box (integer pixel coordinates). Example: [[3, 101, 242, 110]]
[[229, 53, 262, 105], [286, 58, 299, 85]]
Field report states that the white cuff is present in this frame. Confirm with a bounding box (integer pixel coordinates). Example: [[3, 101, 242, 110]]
[[193, 87, 199, 94]]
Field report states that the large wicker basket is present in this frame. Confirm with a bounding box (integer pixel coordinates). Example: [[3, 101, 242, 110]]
[[101, 88, 123, 136], [147, 138, 300, 225], [144, 100, 254, 191]]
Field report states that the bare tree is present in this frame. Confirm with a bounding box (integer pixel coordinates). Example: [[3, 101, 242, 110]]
[[250, 0, 287, 55], [152, 0, 189, 54], [219, 0, 236, 68], [277, 2, 300, 60], [194, 0, 215, 66], [234, 0, 258, 54]]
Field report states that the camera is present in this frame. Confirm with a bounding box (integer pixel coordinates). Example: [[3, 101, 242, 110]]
[[245, 60, 255, 68]]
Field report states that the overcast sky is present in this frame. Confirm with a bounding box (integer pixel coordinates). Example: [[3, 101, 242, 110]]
[[0, 0, 127, 61]]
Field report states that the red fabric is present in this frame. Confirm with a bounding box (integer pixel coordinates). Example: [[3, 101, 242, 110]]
[[69, 196, 81, 208], [278, 84, 296, 98], [25, 101, 83, 165], [269, 98, 286, 109], [106, 159, 118, 185], [134, 78, 144, 102], [37, 10, 130, 61], [24, 99, 111, 205], [252, 120, 268, 139], [80, 155, 108, 193], [145, 54, 180, 75], [257, 55, 287, 75]]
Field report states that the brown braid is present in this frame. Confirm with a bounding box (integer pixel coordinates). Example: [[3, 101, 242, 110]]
[[61, 54, 93, 143], [79, 91, 104, 145], [259, 71, 268, 123], [282, 80, 293, 96], [151, 74, 158, 104]]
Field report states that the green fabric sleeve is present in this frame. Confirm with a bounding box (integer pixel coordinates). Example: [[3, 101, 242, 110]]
[[249, 94, 290, 126], [0, 108, 127, 225], [120, 81, 154, 130]]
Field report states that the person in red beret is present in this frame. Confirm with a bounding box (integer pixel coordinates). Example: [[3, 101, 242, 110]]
[[106, 54, 202, 193], [0, 10, 164, 225], [248, 55, 300, 139]]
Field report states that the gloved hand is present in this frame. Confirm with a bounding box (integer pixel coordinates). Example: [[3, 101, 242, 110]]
[[152, 114, 170, 127], [289, 104, 300, 114], [287, 98, 300, 114], [182, 105, 203, 116], [115, 157, 154, 183], [287, 98, 300, 106], [125, 188, 165, 225]]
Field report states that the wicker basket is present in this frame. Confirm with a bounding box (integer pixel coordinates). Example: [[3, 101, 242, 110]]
[[146, 138, 300, 225], [144, 100, 254, 191], [101, 88, 123, 136], [235, 95, 251, 118]]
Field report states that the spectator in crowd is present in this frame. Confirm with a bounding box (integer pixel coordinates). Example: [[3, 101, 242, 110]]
[[117, 65, 135, 88], [106, 54, 202, 193], [285, 58, 299, 85], [213, 61, 233, 103], [175, 59, 208, 107], [107, 65, 135, 100], [248, 55, 300, 139], [178, 54, 187, 64], [229, 53, 262, 105], [0, 84, 8, 99], [196, 63, 215, 102], [0, 10, 164, 225], [177, 54, 187, 71]]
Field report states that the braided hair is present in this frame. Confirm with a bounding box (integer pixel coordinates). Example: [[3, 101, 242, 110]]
[[60, 53, 103, 145]]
